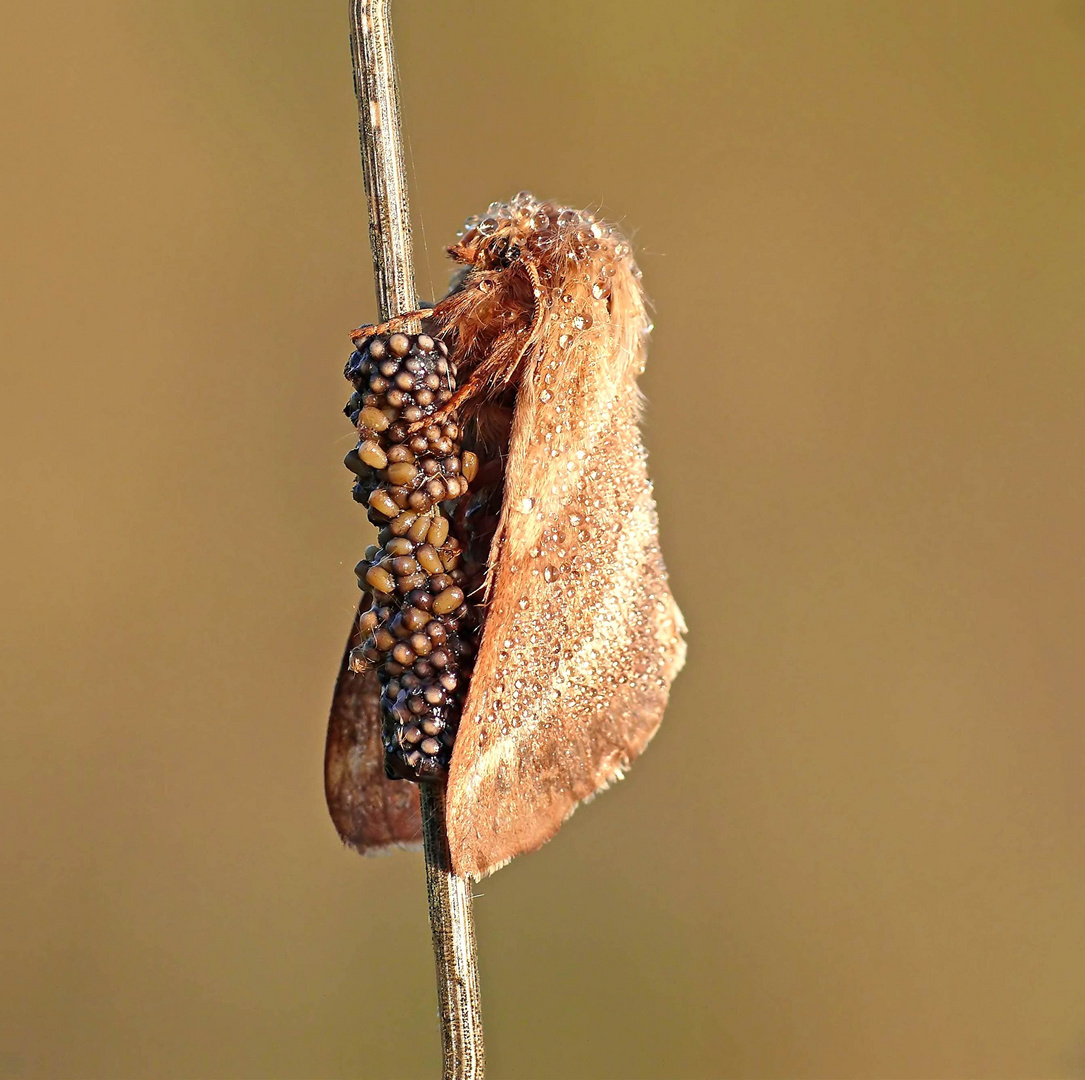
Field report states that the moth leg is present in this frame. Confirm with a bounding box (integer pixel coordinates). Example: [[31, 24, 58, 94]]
[[480, 258, 547, 389], [409, 375, 486, 431], [349, 306, 434, 344], [410, 260, 547, 431]]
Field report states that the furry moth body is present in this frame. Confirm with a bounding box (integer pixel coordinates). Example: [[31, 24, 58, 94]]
[[325, 193, 687, 880]]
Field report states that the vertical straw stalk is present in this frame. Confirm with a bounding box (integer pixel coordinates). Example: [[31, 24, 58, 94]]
[[347, 3, 485, 1077]]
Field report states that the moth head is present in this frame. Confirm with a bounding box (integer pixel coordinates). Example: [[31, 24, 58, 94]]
[[448, 192, 629, 283], [438, 194, 649, 399]]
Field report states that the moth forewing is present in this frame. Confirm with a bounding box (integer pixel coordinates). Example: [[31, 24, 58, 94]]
[[440, 199, 687, 880]]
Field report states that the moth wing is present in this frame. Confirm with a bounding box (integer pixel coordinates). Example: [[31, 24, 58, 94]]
[[325, 599, 422, 852], [446, 269, 687, 879]]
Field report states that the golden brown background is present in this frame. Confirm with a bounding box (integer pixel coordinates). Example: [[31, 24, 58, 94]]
[[2, 2, 1084, 1078]]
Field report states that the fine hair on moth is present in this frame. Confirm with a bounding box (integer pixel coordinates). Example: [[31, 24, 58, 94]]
[[325, 191, 687, 881]]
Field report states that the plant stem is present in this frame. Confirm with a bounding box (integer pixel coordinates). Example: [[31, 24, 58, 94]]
[[420, 783, 486, 1080], [348, 0, 419, 326], [347, 3, 485, 1078]]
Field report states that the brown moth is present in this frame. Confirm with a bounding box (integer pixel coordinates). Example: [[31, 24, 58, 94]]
[[326, 192, 686, 879]]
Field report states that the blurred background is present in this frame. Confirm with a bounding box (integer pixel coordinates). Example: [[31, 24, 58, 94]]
[[2, 2, 1084, 1077]]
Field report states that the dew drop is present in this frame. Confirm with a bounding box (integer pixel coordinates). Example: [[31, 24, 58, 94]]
[[477, 216, 499, 235], [519, 497, 535, 513], [557, 209, 579, 227]]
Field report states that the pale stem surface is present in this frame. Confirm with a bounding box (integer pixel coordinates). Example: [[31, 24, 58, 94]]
[[421, 784, 486, 1080], [348, 2, 485, 1077]]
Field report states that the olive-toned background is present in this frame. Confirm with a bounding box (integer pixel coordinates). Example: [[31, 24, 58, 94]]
[[3, 2, 1084, 1078]]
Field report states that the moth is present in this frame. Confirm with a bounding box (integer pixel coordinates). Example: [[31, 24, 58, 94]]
[[325, 193, 687, 880]]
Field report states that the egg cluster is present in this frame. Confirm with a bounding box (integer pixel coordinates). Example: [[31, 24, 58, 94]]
[[343, 330, 480, 781]]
